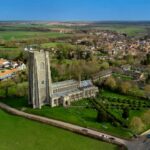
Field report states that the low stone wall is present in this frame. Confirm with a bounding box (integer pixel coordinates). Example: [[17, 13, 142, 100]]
[[0, 102, 127, 149]]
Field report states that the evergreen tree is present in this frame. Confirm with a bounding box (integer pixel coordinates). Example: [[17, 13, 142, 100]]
[[97, 108, 108, 122]]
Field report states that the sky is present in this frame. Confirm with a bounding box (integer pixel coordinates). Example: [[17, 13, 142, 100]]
[[0, 0, 150, 21]]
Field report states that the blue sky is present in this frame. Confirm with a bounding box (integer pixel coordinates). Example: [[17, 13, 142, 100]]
[[0, 0, 150, 21]]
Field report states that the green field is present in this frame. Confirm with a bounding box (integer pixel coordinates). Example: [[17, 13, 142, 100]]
[[112, 73, 133, 80], [92, 25, 146, 36], [41, 42, 62, 48], [0, 109, 118, 150], [0, 29, 71, 59], [0, 31, 70, 41], [0, 23, 147, 41], [104, 26, 145, 36]]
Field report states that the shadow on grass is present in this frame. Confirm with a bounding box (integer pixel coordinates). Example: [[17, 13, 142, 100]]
[[83, 116, 97, 123], [0, 96, 29, 109]]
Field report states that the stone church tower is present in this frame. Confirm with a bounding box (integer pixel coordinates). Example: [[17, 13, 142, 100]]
[[28, 50, 52, 108]]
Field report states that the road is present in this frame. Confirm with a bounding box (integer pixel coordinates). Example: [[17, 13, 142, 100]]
[[0, 102, 150, 150]]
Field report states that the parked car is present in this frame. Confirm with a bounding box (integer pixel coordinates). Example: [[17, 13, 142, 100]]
[[81, 129, 88, 133], [109, 137, 115, 140]]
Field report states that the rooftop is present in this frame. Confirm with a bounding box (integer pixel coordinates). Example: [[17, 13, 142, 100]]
[[80, 80, 93, 88], [51, 88, 81, 98], [0, 59, 8, 65], [52, 80, 77, 88], [0, 68, 18, 78]]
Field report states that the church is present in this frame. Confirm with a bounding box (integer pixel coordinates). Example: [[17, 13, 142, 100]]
[[28, 49, 99, 109]]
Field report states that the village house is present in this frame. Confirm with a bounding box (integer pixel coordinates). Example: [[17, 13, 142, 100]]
[[92, 69, 112, 82], [0, 68, 18, 81], [121, 64, 131, 71], [0, 58, 27, 81], [0, 59, 10, 69]]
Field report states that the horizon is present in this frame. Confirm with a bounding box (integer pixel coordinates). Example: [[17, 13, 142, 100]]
[[1, 20, 150, 23]]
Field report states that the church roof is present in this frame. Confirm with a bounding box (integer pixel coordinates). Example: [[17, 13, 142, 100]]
[[52, 79, 77, 88], [80, 80, 93, 88], [51, 88, 81, 99]]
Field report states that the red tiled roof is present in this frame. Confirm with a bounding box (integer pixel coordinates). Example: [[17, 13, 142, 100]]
[[0, 59, 7, 65], [0, 68, 18, 77]]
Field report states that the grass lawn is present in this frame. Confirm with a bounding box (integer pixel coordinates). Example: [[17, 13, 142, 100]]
[[41, 42, 62, 48], [0, 97, 132, 139], [0, 109, 118, 150], [100, 90, 146, 102], [112, 73, 133, 80], [100, 90, 150, 132], [1, 87, 148, 138], [100, 90, 149, 110]]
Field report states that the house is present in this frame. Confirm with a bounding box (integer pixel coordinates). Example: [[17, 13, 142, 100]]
[[92, 69, 112, 82], [0, 59, 10, 69], [0, 68, 18, 81], [11, 62, 18, 68], [133, 72, 146, 81], [131, 65, 146, 73], [121, 65, 131, 71], [18, 63, 26, 71]]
